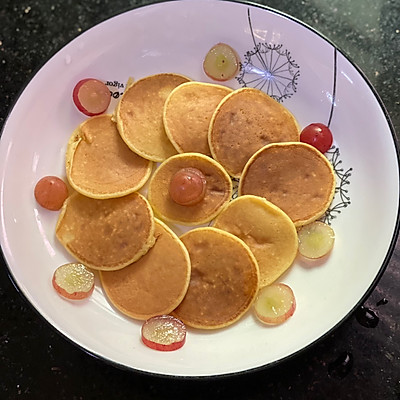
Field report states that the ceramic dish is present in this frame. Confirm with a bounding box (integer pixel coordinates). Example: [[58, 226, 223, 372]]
[[0, 0, 399, 377]]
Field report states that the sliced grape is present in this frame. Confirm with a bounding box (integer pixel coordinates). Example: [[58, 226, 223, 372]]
[[254, 283, 296, 325], [52, 263, 95, 300], [141, 315, 186, 351], [298, 221, 335, 259], [34, 176, 68, 211], [72, 78, 111, 116], [203, 43, 240, 81], [169, 167, 206, 206]]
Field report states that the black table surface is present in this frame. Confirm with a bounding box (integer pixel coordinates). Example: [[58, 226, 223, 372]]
[[1, 0, 399, 399]]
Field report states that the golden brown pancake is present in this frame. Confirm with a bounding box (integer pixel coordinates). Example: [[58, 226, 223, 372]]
[[65, 114, 152, 199], [148, 152, 232, 225], [208, 87, 300, 177], [239, 142, 336, 226], [114, 73, 191, 162], [163, 81, 232, 156], [56, 192, 155, 271], [213, 195, 298, 287], [172, 227, 259, 329], [100, 219, 191, 320]]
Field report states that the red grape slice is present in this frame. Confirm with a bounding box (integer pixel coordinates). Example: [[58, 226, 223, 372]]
[[72, 78, 111, 116], [52, 263, 95, 300], [141, 315, 186, 351]]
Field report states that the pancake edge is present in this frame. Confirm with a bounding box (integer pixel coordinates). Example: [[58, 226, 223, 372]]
[[99, 217, 192, 320], [65, 114, 153, 199], [213, 194, 299, 287], [113, 73, 192, 162], [163, 81, 233, 155], [173, 226, 260, 330], [55, 191, 156, 271], [208, 87, 300, 178], [238, 141, 336, 227]]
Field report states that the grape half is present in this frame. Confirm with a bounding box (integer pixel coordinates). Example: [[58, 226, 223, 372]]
[[297, 221, 335, 259], [72, 78, 111, 116], [203, 43, 240, 81], [52, 263, 95, 300], [254, 283, 296, 325], [141, 315, 186, 351]]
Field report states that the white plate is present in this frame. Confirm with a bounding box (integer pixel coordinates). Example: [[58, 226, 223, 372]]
[[1, 0, 399, 378]]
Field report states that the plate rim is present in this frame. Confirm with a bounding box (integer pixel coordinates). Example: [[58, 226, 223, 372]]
[[1, 0, 399, 379]]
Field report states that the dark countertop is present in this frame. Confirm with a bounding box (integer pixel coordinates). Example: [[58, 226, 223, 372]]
[[0, 0, 399, 398]]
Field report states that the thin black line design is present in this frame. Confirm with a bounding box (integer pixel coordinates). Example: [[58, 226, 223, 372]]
[[232, 8, 352, 225], [230, 149, 352, 226], [321, 48, 353, 225], [231, 178, 240, 200], [322, 146, 353, 225], [327, 47, 337, 127], [236, 9, 300, 102]]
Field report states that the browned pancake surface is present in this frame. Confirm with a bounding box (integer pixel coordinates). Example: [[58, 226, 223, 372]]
[[163, 82, 232, 156], [100, 219, 191, 320], [56, 192, 155, 270], [213, 195, 298, 287], [115, 73, 191, 162], [173, 227, 259, 329], [209, 87, 299, 177], [66, 114, 152, 198], [148, 153, 232, 225], [239, 142, 335, 226]]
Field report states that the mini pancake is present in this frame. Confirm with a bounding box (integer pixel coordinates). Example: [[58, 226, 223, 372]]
[[148, 152, 232, 225], [114, 73, 191, 162], [66, 114, 152, 199], [208, 87, 300, 177], [239, 142, 336, 226], [213, 195, 298, 287], [56, 192, 155, 271], [100, 219, 191, 320], [172, 227, 259, 329], [163, 81, 233, 156]]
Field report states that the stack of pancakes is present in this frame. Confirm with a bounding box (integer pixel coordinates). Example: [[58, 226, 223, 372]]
[[55, 72, 335, 330]]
